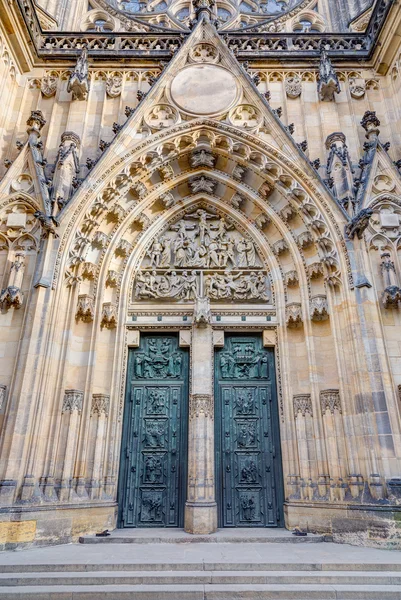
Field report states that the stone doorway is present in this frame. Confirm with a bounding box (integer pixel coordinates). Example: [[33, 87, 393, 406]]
[[118, 334, 189, 527], [214, 333, 284, 527]]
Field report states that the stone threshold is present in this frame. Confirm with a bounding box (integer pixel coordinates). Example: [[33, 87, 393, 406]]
[[79, 527, 326, 544]]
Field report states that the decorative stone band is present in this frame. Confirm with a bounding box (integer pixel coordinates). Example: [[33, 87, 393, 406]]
[[320, 389, 342, 415], [62, 389, 84, 414], [91, 393, 110, 417], [0, 384, 6, 411], [189, 394, 214, 420], [293, 394, 312, 418]]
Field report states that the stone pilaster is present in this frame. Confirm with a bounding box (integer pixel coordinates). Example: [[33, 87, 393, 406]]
[[184, 316, 217, 534]]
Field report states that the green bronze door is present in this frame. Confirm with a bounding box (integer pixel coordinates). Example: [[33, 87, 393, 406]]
[[118, 334, 189, 527], [215, 334, 284, 527]]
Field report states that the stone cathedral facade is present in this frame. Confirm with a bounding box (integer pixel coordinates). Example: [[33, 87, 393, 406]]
[[1, 0, 401, 549]]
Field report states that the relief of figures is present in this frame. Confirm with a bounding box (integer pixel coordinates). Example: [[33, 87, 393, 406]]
[[143, 210, 260, 270], [134, 209, 270, 303]]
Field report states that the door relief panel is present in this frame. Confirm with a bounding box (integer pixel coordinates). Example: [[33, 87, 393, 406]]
[[119, 335, 188, 527], [215, 335, 283, 527]]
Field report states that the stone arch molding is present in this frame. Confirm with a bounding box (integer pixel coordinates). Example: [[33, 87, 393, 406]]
[[54, 120, 352, 327]]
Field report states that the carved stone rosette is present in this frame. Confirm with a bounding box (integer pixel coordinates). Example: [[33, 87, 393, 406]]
[[293, 394, 313, 418], [91, 393, 110, 417], [62, 389, 84, 413], [189, 394, 214, 419], [320, 389, 341, 415]]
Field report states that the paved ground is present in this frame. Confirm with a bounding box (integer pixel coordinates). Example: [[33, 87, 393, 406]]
[[1, 536, 401, 569]]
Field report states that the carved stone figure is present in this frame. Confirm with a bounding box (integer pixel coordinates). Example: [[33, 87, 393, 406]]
[[106, 74, 122, 98], [67, 46, 90, 101], [317, 49, 340, 101]]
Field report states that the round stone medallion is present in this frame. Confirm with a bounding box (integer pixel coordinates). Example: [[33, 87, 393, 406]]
[[170, 64, 240, 117]]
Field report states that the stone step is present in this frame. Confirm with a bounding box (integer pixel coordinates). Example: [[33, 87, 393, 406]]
[[2, 561, 401, 573], [1, 583, 401, 599], [1, 569, 401, 586], [79, 529, 326, 545]]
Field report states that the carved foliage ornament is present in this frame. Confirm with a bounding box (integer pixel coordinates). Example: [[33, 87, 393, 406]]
[[106, 74, 122, 98], [189, 43, 219, 64], [91, 393, 110, 416], [189, 394, 214, 419], [285, 75, 302, 99], [293, 394, 312, 418], [62, 389, 84, 413], [320, 389, 341, 415], [40, 73, 58, 97]]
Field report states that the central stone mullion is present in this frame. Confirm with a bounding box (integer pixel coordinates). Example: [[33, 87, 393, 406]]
[[184, 321, 217, 534]]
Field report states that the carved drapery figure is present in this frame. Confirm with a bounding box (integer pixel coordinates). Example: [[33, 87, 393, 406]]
[[67, 46, 90, 101], [317, 49, 340, 101]]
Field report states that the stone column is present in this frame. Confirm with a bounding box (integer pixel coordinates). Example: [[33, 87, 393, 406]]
[[184, 297, 217, 534]]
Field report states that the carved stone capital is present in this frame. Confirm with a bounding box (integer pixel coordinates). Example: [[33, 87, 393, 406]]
[[76, 294, 94, 323], [310, 294, 329, 321], [100, 302, 117, 329], [91, 393, 110, 416], [189, 394, 214, 419], [0, 286, 23, 310], [293, 394, 312, 418], [285, 270, 299, 287], [0, 385, 6, 411], [320, 389, 342, 415], [62, 389, 83, 413], [286, 302, 303, 328]]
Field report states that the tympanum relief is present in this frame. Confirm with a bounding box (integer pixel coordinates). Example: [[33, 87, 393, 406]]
[[133, 209, 270, 303]]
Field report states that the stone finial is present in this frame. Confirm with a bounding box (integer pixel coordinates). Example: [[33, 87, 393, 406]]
[[325, 132, 346, 150], [193, 0, 215, 22], [360, 111, 380, 140], [26, 110, 46, 141], [293, 394, 312, 417], [62, 389, 84, 413], [317, 49, 340, 101], [67, 46, 90, 101], [345, 208, 373, 239]]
